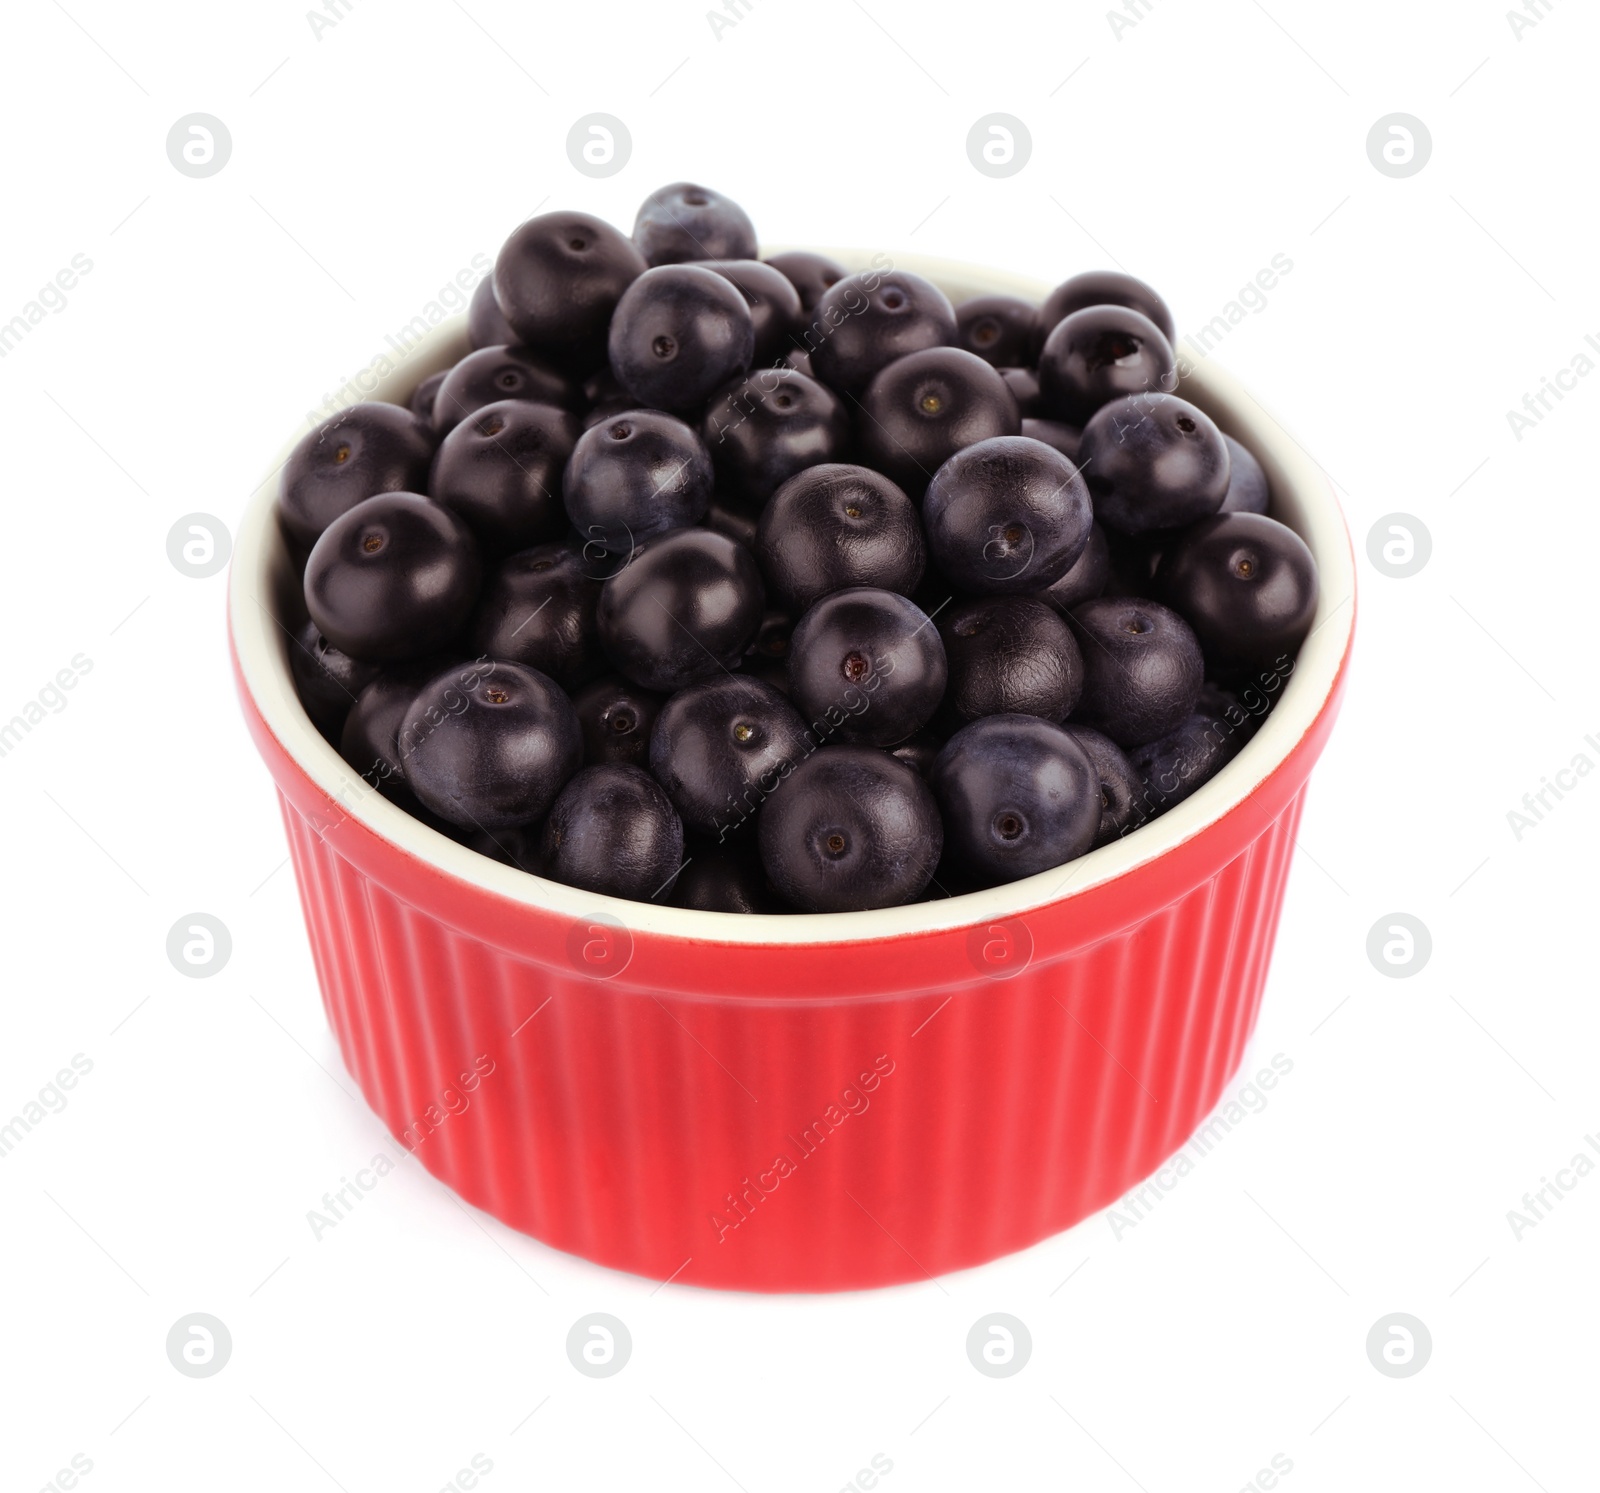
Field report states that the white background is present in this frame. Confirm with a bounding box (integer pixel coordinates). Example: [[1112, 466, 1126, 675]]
[[1, 0, 1596, 1489]]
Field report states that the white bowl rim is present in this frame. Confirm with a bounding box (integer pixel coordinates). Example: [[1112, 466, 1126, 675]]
[[230, 249, 1355, 949]]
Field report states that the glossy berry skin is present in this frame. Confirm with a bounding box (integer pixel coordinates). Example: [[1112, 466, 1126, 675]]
[[492, 211, 646, 371], [1038, 270, 1176, 350], [288, 618, 381, 739], [596, 529, 765, 693], [572, 675, 664, 770], [1078, 393, 1230, 536], [699, 260, 803, 366], [787, 587, 946, 748], [1129, 705, 1250, 816], [429, 399, 579, 555], [764, 250, 848, 314], [401, 660, 581, 830], [409, 370, 446, 422], [956, 295, 1039, 367], [1036, 521, 1111, 614], [1019, 417, 1080, 462], [939, 596, 1082, 725], [279, 403, 435, 549], [931, 715, 1100, 886], [608, 265, 755, 415], [670, 839, 778, 913], [471, 542, 605, 692], [1068, 596, 1203, 747], [304, 493, 481, 662], [807, 270, 957, 397], [467, 274, 517, 350], [339, 663, 437, 794], [756, 464, 925, 614], [702, 367, 850, 505], [1063, 724, 1148, 847], [632, 182, 758, 267], [1037, 305, 1176, 426], [1154, 512, 1319, 679], [648, 675, 812, 838], [858, 347, 1020, 496], [998, 367, 1042, 417], [1221, 434, 1270, 514], [758, 748, 942, 912], [431, 345, 575, 435], [922, 435, 1093, 596], [540, 764, 684, 901], [563, 409, 713, 554]]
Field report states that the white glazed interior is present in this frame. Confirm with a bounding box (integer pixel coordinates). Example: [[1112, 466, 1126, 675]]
[[230, 250, 1355, 947]]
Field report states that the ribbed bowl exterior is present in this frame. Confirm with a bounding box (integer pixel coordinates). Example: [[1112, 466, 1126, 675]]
[[243, 659, 1335, 1292]]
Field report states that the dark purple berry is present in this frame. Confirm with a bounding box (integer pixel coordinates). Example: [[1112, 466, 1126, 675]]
[[1062, 724, 1147, 847], [698, 260, 803, 366], [764, 250, 848, 314], [1077, 392, 1229, 536], [756, 464, 925, 613], [1038, 270, 1176, 351], [806, 270, 956, 396], [633, 182, 758, 266], [468, 274, 517, 350], [858, 346, 1020, 496], [1154, 512, 1319, 680], [429, 399, 579, 554], [540, 764, 684, 901], [401, 660, 580, 830], [1068, 596, 1203, 746], [939, 596, 1082, 724], [922, 435, 1092, 596], [492, 211, 646, 371], [1221, 434, 1270, 515], [304, 493, 480, 662], [1037, 305, 1175, 426], [562, 409, 713, 555], [931, 715, 1100, 886], [608, 265, 755, 414], [288, 618, 381, 739], [431, 345, 576, 435], [572, 674, 665, 769], [702, 367, 850, 504], [956, 294, 1039, 367], [1036, 521, 1111, 614], [758, 748, 942, 912], [471, 542, 605, 692], [596, 529, 765, 693], [649, 675, 812, 839], [279, 403, 435, 549], [787, 586, 946, 747]]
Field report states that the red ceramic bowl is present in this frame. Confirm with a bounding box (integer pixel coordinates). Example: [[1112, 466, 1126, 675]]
[[232, 251, 1355, 1292]]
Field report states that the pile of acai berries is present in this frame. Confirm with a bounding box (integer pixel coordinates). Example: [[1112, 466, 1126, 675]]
[[282, 182, 1319, 914]]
